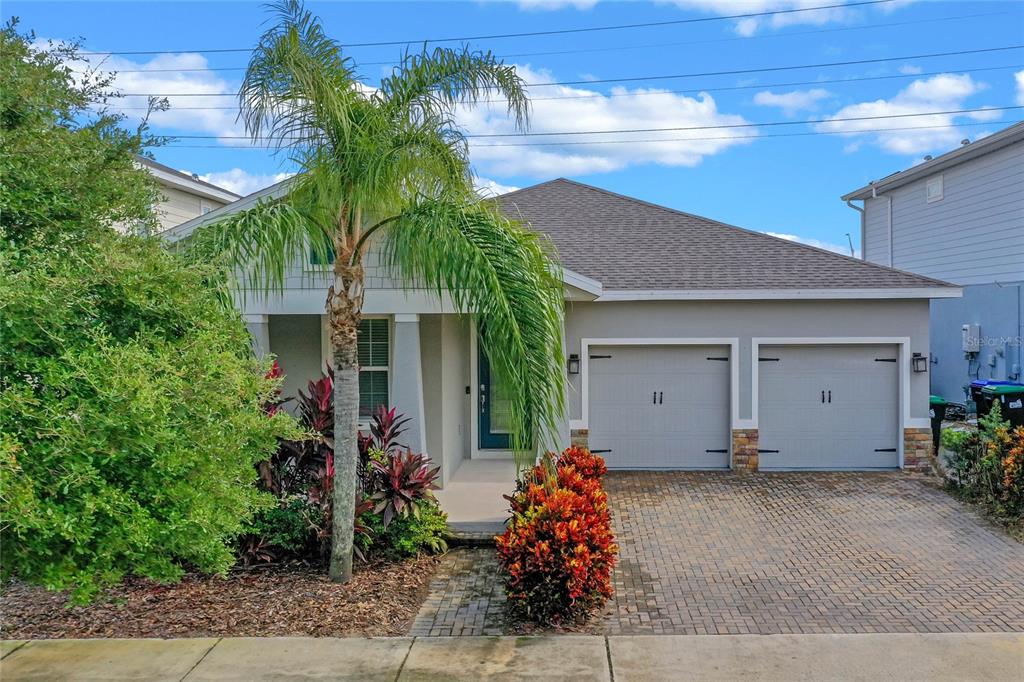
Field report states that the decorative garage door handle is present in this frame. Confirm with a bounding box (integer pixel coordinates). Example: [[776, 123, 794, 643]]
[[591, 449, 612, 453]]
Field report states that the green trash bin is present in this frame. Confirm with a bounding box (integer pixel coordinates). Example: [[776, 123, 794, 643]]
[[929, 395, 948, 455], [981, 384, 1024, 427]]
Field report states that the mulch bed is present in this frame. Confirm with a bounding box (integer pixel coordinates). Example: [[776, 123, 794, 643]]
[[1, 557, 440, 639]]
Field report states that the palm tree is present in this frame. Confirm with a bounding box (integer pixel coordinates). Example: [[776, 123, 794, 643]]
[[188, 1, 565, 582]]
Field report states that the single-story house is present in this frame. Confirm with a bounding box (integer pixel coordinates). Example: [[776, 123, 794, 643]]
[[166, 178, 960, 483]]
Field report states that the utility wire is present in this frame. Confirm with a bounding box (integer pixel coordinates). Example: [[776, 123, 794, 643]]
[[104, 9, 1009, 73], [107, 64, 1024, 110], [79, 0, 892, 55], [102, 45, 1024, 96], [132, 120, 1017, 150], [132, 105, 1024, 140]]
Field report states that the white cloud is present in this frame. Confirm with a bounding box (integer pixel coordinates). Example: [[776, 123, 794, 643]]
[[765, 231, 857, 257], [459, 65, 753, 177], [815, 73, 989, 155], [48, 45, 248, 146], [191, 168, 295, 196], [898, 64, 923, 75], [474, 177, 521, 197], [664, 0, 859, 36], [1016, 70, 1024, 106], [753, 88, 831, 115]]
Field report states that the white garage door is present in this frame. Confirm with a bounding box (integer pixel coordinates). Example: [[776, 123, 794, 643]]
[[757, 344, 900, 470], [587, 345, 731, 469]]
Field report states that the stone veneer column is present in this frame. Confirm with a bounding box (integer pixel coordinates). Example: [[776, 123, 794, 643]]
[[903, 427, 934, 471], [570, 429, 589, 449], [732, 429, 759, 472]]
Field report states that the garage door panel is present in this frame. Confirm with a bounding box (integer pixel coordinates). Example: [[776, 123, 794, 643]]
[[759, 345, 899, 470], [589, 345, 730, 469]]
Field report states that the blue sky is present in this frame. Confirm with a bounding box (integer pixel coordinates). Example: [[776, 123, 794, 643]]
[[10, 0, 1024, 253]]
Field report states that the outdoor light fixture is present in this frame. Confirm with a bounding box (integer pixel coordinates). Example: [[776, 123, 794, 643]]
[[568, 354, 580, 375], [912, 353, 928, 373]]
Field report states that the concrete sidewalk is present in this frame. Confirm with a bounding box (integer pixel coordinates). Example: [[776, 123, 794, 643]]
[[2, 633, 1022, 681]]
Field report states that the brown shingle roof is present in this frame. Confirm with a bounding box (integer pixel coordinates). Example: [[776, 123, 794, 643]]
[[495, 178, 955, 291]]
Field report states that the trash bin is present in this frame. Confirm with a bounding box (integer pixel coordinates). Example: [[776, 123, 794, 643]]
[[929, 395, 948, 455], [981, 384, 1024, 427], [969, 380, 1019, 418]]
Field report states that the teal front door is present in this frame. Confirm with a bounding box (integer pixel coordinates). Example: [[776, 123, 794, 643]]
[[478, 348, 512, 449]]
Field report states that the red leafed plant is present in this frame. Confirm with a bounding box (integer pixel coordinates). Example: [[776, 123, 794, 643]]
[[369, 449, 441, 527], [557, 446, 608, 480], [497, 448, 618, 625]]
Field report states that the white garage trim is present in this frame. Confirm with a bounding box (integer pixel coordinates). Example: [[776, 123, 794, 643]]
[[751, 337, 921, 469], [571, 337, 741, 432]]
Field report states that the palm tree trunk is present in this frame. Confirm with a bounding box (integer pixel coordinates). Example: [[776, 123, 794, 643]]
[[327, 243, 363, 583]]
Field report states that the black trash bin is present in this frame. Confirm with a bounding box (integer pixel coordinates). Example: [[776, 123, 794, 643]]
[[970, 380, 1018, 418], [981, 384, 1024, 427], [929, 395, 948, 455]]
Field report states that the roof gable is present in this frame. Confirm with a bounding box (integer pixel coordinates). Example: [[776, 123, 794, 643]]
[[496, 178, 955, 292]]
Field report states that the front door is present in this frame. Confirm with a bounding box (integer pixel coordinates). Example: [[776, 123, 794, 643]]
[[478, 348, 512, 449]]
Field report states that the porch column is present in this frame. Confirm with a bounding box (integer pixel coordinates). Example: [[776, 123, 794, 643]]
[[391, 313, 427, 454], [243, 314, 270, 358]]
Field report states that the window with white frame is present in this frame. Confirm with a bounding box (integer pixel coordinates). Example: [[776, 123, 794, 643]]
[[357, 318, 389, 418], [925, 175, 943, 203]]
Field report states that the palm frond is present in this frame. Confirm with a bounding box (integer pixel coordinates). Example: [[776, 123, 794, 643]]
[[240, 0, 362, 153], [377, 46, 529, 131], [381, 197, 564, 464], [184, 192, 331, 299]]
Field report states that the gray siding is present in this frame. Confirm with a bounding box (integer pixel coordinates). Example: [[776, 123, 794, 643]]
[[564, 299, 932, 422], [269, 314, 323, 405], [862, 140, 1024, 285]]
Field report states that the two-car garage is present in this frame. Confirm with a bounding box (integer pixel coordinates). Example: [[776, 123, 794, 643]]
[[584, 342, 901, 471]]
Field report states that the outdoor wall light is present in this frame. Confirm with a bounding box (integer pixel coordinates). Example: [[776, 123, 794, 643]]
[[912, 353, 928, 373], [567, 354, 580, 375]]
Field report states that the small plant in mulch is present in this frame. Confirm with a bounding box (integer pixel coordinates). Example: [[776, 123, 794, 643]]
[[496, 447, 618, 626]]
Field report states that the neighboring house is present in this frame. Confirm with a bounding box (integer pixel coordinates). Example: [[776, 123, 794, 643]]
[[842, 122, 1024, 405], [133, 156, 240, 234], [166, 178, 959, 483]]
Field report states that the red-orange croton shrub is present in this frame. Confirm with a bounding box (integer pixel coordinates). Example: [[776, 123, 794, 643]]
[[496, 447, 618, 625]]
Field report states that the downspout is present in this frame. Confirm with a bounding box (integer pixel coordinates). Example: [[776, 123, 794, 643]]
[[844, 199, 864, 259]]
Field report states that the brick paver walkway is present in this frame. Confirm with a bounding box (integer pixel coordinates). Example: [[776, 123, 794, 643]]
[[412, 473, 1024, 636]]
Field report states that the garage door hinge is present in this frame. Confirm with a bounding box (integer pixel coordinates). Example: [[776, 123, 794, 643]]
[[590, 449, 612, 454], [759, 357, 780, 362], [589, 354, 612, 359], [706, 356, 729, 361], [758, 449, 780, 453], [705, 449, 728, 453], [874, 358, 897, 363], [874, 448, 897, 452]]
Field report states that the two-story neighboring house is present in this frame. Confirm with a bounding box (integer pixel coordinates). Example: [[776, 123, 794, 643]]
[[134, 156, 240, 234], [842, 122, 1024, 404]]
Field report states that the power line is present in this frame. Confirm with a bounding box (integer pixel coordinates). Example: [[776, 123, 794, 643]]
[[137, 120, 1017, 150], [140, 106, 1023, 141], [108, 64, 1024, 109], [465, 105, 1024, 138], [103, 45, 1024, 97], [104, 9, 1009, 73], [79, 0, 892, 55]]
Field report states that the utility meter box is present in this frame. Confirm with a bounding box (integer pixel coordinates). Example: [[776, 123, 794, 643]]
[[962, 324, 981, 353]]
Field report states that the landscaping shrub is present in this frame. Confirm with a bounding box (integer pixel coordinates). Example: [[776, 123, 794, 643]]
[[496, 448, 618, 625], [942, 403, 1024, 526], [0, 26, 301, 602], [361, 502, 449, 560]]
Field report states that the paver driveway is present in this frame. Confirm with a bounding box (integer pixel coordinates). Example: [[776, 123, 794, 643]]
[[412, 472, 1024, 636]]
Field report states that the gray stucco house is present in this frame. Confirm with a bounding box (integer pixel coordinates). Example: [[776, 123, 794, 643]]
[[167, 178, 959, 482], [842, 122, 1024, 405]]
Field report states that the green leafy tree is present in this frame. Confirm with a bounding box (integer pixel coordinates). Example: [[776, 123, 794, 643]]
[[0, 23, 299, 602], [187, 1, 565, 582]]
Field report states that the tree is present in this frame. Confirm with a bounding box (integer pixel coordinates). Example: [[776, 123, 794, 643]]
[[0, 22, 300, 602], [187, 1, 565, 582]]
